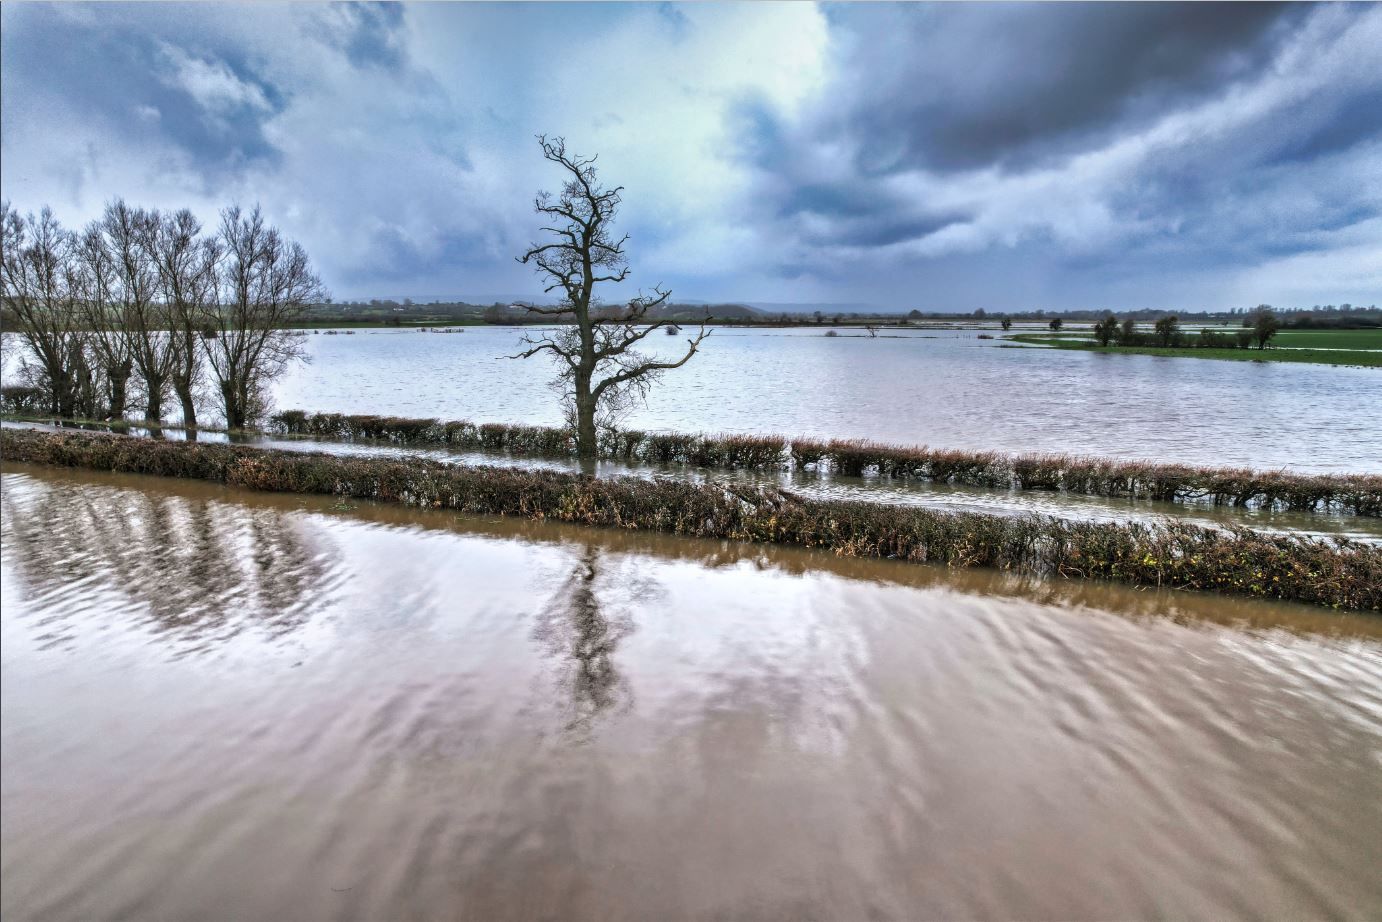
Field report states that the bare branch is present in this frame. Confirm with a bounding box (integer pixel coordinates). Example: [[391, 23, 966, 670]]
[[592, 326, 711, 401], [514, 136, 705, 456]]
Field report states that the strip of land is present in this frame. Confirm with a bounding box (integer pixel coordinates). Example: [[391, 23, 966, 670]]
[[3, 407, 1377, 516], [260, 410, 1380, 516], [3, 427, 1378, 611], [1006, 330, 1382, 367]]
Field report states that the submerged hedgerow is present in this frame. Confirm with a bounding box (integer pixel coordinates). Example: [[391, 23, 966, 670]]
[[4, 427, 1378, 612], [265, 409, 1382, 516]]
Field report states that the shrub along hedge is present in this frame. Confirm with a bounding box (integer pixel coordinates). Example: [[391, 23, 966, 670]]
[[4, 427, 1378, 612], [0, 386, 48, 416], [266, 410, 1382, 517]]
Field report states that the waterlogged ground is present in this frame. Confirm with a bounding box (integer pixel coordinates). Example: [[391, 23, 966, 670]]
[[268, 326, 1382, 472], [8, 420, 1375, 542], [4, 465, 1381, 920]]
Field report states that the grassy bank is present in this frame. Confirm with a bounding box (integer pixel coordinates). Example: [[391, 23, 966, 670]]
[[1271, 329, 1382, 350], [292, 319, 487, 329], [3, 428, 1378, 611], [1006, 332, 1382, 367], [265, 410, 1382, 516]]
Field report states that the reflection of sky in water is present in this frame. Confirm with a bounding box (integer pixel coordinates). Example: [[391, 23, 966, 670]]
[[5, 326, 1378, 471], [267, 327, 1381, 471], [3, 467, 1381, 921]]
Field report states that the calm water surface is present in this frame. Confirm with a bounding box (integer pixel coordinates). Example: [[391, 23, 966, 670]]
[[4, 466, 1380, 920], [272, 327, 1382, 472]]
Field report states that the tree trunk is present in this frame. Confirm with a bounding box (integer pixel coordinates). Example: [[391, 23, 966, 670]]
[[53, 374, 76, 419], [174, 331, 198, 428], [574, 389, 598, 459], [145, 387, 163, 423], [175, 379, 198, 429], [72, 355, 98, 419], [222, 379, 246, 430], [107, 361, 131, 420]]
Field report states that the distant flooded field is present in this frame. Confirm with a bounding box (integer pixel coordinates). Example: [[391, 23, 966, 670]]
[[270, 327, 1381, 472], [4, 465, 1380, 921]]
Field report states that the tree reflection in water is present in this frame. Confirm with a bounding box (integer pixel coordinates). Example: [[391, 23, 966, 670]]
[[1, 476, 329, 655], [532, 544, 645, 735]]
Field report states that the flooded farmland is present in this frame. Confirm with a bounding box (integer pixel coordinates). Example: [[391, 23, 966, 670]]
[[4, 464, 1380, 921], [270, 326, 1382, 472]]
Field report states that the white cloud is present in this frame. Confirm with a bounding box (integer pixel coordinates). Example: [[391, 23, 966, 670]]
[[2, 1, 1378, 308], [157, 42, 272, 115]]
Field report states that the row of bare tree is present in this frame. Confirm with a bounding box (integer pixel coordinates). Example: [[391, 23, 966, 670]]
[[1, 200, 323, 429]]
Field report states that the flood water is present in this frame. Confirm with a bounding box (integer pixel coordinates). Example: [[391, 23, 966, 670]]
[[4, 465, 1381, 920], [270, 326, 1382, 472]]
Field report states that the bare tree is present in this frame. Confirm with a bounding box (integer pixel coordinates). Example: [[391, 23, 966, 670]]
[[147, 209, 221, 428], [71, 222, 136, 418], [94, 201, 174, 421], [514, 136, 707, 458], [203, 205, 324, 429], [0, 204, 94, 417]]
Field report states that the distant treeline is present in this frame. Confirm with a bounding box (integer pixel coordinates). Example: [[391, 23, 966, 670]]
[[4, 427, 1377, 611], [919, 303, 1381, 328], [299, 299, 750, 325], [264, 409, 1381, 516], [1081, 310, 1282, 351], [299, 298, 1382, 329]]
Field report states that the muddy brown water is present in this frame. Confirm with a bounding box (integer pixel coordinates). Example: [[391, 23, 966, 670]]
[[3, 464, 1381, 920]]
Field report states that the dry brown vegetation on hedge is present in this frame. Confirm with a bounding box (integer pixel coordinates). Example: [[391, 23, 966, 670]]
[[4, 427, 1378, 612], [266, 410, 1381, 516]]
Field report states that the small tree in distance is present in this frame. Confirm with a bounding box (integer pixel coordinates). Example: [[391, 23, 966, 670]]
[[1000, 316, 1012, 331], [515, 136, 708, 458], [1252, 307, 1279, 349], [1154, 314, 1180, 347], [1048, 317, 1063, 332], [1093, 313, 1119, 346]]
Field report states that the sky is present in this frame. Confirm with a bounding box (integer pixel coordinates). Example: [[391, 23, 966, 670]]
[[2, 1, 1379, 311]]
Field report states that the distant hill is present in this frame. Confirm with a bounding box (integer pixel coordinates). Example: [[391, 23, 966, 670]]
[[745, 301, 888, 314], [650, 302, 762, 321]]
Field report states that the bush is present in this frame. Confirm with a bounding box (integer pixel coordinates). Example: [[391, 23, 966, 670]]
[[1093, 315, 1119, 346], [261, 409, 1382, 515], [4, 427, 1377, 611], [0, 386, 48, 415], [1198, 329, 1232, 349]]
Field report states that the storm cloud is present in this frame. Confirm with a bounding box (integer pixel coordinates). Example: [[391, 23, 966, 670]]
[[2, 2, 1378, 310]]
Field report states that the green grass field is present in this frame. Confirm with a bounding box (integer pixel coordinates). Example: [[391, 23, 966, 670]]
[[1269, 328, 1382, 350], [1007, 332, 1382, 367], [292, 318, 486, 329]]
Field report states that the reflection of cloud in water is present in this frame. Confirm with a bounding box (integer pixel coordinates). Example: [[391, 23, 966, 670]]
[[532, 544, 661, 735], [1, 475, 334, 655]]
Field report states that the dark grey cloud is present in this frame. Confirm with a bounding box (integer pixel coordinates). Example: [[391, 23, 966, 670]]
[[723, 2, 1382, 307], [1, 2, 1378, 309], [1, 4, 286, 183], [820, 2, 1308, 175]]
